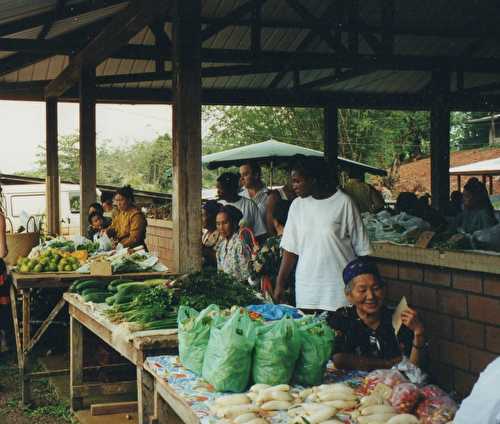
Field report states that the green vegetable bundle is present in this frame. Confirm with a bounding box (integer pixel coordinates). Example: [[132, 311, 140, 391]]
[[294, 317, 334, 386], [104, 285, 177, 331], [173, 269, 262, 310]]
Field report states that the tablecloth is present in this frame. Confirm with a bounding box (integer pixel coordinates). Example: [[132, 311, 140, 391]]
[[145, 355, 366, 424]]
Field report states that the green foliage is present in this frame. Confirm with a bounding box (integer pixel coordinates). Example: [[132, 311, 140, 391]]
[[33, 133, 172, 192], [203, 106, 434, 184], [452, 112, 490, 150]]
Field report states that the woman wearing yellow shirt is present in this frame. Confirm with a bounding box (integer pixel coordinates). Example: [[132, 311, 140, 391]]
[[106, 185, 147, 249]]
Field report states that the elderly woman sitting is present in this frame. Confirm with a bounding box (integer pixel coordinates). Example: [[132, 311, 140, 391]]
[[328, 258, 426, 371]]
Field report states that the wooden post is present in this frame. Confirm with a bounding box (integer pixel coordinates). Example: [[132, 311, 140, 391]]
[[70, 316, 84, 411], [172, 0, 202, 273], [324, 104, 339, 187], [457, 175, 461, 192], [430, 70, 450, 212], [21, 290, 30, 404], [79, 66, 97, 235], [489, 175, 494, 194], [45, 97, 60, 235]]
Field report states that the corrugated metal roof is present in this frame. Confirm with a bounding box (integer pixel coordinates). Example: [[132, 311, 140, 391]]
[[1, 0, 500, 97]]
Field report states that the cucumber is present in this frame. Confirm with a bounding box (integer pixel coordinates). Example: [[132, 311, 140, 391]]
[[69, 279, 82, 293], [81, 288, 109, 297], [75, 279, 108, 293], [105, 294, 117, 306], [108, 278, 135, 292], [117, 281, 164, 294], [83, 292, 109, 303], [114, 291, 136, 304]]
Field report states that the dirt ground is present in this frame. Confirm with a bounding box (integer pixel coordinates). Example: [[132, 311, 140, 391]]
[[396, 147, 500, 194], [0, 351, 74, 424]]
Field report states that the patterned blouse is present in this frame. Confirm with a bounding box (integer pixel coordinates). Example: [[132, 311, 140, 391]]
[[250, 235, 282, 287], [216, 233, 251, 282]]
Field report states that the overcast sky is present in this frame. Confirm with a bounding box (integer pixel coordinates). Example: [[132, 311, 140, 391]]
[[0, 100, 173, 174]]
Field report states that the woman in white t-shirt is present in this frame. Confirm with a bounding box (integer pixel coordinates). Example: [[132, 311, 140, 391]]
[[273, 157, 372, 312]]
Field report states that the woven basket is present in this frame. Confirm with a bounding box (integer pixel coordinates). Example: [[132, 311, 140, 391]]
[[5, 217, 40, 266]]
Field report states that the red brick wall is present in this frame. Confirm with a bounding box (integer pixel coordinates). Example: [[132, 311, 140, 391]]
[[373, 258, 500, 398], [146, 220, 174, 271]]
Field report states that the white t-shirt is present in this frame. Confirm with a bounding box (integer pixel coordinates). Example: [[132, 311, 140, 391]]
[[240, 187, 269, 222], [220, 196, 267, 237], [454, 357, 500, 424], [280, 190, 372, 311]]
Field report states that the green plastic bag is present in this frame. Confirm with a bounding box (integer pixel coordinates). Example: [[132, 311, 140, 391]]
[[294, 319, 334, 386], [252, 317, 302, 385], [177, 304, 220, 375], [202, 309, 256, 392]]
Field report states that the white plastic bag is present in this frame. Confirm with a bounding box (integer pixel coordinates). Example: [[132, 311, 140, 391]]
[[95, 233, 113, 252], [471, 223, 500, 252]]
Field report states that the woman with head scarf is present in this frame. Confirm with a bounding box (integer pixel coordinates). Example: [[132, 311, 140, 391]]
[[273, 156, 372, 312], [215, 205, 252, 282], [328, 257, 426, 370]]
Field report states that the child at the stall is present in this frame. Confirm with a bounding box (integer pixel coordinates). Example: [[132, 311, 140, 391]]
[[328, 258, 426, 371]]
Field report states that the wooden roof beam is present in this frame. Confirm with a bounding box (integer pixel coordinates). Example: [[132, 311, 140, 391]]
[[0, 18, 112, 78], [0, 0, 126, 37], [37, 0, 67, 40], [285, 0, 348, 54], [45, 0, 169, 98], [268, 0, 342, 89], [201, 0, 268, 42]]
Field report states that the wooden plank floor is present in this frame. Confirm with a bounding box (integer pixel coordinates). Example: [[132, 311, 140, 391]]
[[75, 410, 138, 424]]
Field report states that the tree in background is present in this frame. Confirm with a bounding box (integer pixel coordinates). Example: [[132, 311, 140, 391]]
[[30, 133, 173, 192]]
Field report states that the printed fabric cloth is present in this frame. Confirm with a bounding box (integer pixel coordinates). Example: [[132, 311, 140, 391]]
[[144, 355, 366, 424]]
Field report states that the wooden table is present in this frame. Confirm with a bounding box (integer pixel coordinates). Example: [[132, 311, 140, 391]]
[[142, 361, 199, 424], [9, 270, 171, 406], [65, 292, 178, 424]]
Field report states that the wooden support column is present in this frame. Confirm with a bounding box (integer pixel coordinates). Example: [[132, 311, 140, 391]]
[[457, 175, 461, 191], [324, 104, 339, 187], [79, 66, 96, 235], [172, 0, 202, 273], [489, 175, 494, 194], [430, 70, 450, 212], [45, 97, 60, 235]]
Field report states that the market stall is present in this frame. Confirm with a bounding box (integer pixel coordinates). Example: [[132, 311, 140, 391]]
[[65, 292, 178, 423], [10, 269, 172, 406], [9, 235, 172, 406]]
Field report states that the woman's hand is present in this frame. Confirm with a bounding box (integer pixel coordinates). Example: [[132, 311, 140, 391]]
[[401, 307, 424, 336]]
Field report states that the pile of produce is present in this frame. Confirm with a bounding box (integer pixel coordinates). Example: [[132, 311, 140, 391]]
[[208, 376, 455, 424], [104, 283, 177, 331], [173, 269, 262, 310], [17, 248, 83, 273]]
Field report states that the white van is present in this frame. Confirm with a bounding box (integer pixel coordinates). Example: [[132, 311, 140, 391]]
[[1, 183, 98, 235]]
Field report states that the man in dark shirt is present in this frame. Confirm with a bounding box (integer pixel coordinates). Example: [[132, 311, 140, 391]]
[[328, 258, 426, 371]]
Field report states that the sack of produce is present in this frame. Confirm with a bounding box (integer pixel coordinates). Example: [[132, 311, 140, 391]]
[[178, 304, 220, 375], [416, 395, 457, 424], [202, 308, 257, 392], [294, 318, 334, 386], [361, 369, 407, 394], [252, 316, 302, 386], [420, 384, 447, 400], [389, 382, 421, 413]]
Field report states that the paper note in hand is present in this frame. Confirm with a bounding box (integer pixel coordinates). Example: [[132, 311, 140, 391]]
[[392, 296, 408, 333]]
